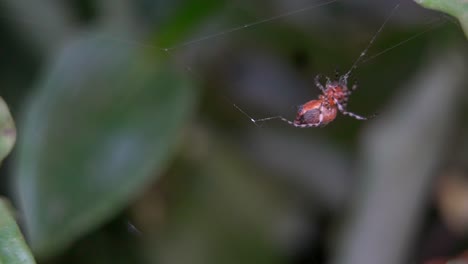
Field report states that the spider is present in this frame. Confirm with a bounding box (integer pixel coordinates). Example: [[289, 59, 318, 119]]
[[235, 3, 400, 128], [248, 70, 370, 128]]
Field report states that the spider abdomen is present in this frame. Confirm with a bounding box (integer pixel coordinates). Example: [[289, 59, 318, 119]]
[[294, 99, 337, 126]]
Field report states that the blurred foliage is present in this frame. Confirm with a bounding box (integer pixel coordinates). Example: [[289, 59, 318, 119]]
[[415, 0, 468, 37], [0, 199, 35, 263], [13, 34, 196, 258], [0, 97, 32, 263], [153, 0, 226, 47], [0, 97, 15, 165], [0, 0, 466, 263]]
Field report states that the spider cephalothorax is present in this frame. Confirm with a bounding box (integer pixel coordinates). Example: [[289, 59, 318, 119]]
[[290, 72, 367, 128], [246, 72, 372, 128]]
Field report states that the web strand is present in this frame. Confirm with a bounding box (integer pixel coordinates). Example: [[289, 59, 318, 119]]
[[342, 2, 400, 82], [361, 17, 447, 64], [232, 103, 261, 127], [97, 1, 446, 70], [221, 5, 447, 127], [163, 0, 339, 52]]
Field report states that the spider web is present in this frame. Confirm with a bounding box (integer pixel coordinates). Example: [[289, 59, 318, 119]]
[[80, 0, 448, 77], [1, 0, 449, 122], [2, 0, 448, 77], [111, 0, 449, 125], [154, 1, 445, 67]]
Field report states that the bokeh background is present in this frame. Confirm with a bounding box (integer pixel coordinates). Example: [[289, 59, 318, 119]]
[[0, 0, 467, 263]]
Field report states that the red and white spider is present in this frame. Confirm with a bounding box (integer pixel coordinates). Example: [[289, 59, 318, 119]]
[[252, 71, 369, 128], [237, 3, 400, 128]]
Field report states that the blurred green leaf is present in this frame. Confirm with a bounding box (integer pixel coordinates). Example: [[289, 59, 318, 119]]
[[0, 198, 35, 264], [0, 97, 16, 164], [144, 131, 288, 264], [13, 32, 197, 258], [154, 0, 226, 47], [414, 0, 468, 38]]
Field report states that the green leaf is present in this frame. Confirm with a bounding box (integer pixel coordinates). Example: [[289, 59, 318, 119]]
[[0, 198, 36, 264], [154, 0, 226, 47], [414, 0, 468, 38], [0, 97, 16, 164], [13, 32, 197, 258]]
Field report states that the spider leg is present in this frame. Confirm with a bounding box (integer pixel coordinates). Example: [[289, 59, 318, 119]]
[[296, 122, 322, 128], [254, 116, 322, 128], [341, 111, 368, 120], [339, 71, 350, 84], [233, 104, 323, 128], [342, 97, 349, 107], [334, 100, 346, 112], [254, 116, 285, 122], [334, 68, 340, 79], [254, 116, 297, 126], [314, 75, 326, 93], [351, 79, 358, 91], [334, 99, 370, 121], [344, 79, 357, 96]]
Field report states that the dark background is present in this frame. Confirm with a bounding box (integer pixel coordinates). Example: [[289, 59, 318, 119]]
[[0, 0, 467, 263]]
